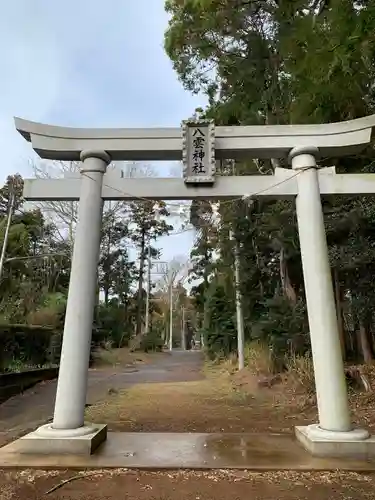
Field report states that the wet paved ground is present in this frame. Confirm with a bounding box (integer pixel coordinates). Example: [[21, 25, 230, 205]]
[[2, 431, 375, 471], [0, 350, 203, 446]]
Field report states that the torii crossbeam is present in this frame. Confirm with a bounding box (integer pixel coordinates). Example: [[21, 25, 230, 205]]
[[8, 115, 375, 461], [22, 168, 375, 201]]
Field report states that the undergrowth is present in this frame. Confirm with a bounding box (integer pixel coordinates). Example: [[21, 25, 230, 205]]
[[207, 340, 315, 393]]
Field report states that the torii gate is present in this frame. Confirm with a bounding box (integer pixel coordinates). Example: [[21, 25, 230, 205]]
[[11, 115, 375, 458]]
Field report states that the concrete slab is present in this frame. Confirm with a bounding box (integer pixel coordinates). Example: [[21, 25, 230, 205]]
[[12, 424, 107, 456], [1, 432, 375, 470], [296, 426, 375, 459]]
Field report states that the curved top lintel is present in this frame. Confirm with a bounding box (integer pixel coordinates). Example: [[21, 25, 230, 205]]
[[14, 115, 375, 162], [15, 114, 375, 139], [14, 117, 182, 141]]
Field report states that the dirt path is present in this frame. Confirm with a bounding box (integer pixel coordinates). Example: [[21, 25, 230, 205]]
[[85, 356, 316, 435], [0, 350, 203, 446], [1, 351, 375, 499], [2, 468, 375, 500]]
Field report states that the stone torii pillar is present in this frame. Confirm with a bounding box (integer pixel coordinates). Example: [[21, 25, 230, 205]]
[[9, 115, 375, 458], [25, 150, 111, 454], [290, 147, 370, 451], [52, 150, 111, 431]]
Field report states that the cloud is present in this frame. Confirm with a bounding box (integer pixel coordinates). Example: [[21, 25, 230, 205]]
[[0, 0, 206, 258], [0, 0, 206, 176]]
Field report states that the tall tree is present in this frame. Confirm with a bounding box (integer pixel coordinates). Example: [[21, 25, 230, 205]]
[[164, 0, 375, 362], [129, 201, 173, 335], [99, 207, 136, 305]]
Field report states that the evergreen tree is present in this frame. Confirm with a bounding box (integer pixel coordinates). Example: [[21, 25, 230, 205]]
[[129, 200, 173, 335], [165, 0, 375, 362]]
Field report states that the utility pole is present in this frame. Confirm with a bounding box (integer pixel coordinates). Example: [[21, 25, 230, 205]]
[[145, 244, 151, 335], [230, 230, 245, 370], [149, 259, 170, 347], [169, 282, 173, 351], [181, 305, 186, 350], [0, 188, 15, 282]]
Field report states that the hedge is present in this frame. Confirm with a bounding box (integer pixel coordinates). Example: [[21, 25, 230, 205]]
[[0, 367, 59, 404], [0, 324, 56, 372], [0, 324, 113, 373]]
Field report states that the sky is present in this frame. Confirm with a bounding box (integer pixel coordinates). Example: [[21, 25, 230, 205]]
[[0, 0, 207, 262]]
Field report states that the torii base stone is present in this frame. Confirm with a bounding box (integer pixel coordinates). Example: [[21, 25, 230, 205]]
[[14, 423, 107, 456]]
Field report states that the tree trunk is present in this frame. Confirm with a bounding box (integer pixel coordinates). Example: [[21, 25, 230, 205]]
[[202, 262, 210, 334], [252, 236, 264, 298], [333, 267, 345, 359], [136, 231, 146, 335], [104, 204, 112, 306], [358, 321, 374, 364], [279, 248, 297, 305]]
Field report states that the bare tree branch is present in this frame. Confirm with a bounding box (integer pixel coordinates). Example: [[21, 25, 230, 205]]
[[155, 257, 191, 292]]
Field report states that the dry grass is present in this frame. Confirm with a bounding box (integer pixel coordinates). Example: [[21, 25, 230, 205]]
[[85, 375, 238, 432], [218, 353, 239, 375], [285, 353, 315, 393], [26, 308, 61, 328], [204, 355, 238, 377], [244, 341, 276, 375]]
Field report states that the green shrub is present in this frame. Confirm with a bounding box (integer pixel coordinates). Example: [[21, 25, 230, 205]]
[[251, 295, 309, 357], [140, 328, 164, 352], [94, 303, 132, 347], [0, 312, 131, 372], [203, 283, 237, 358], [0, 324, 55, 372]]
